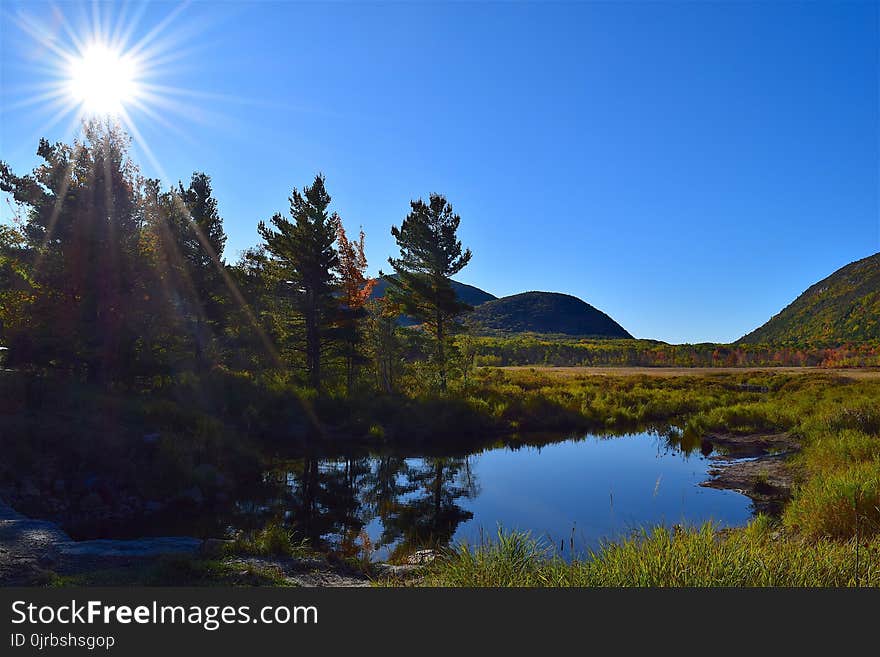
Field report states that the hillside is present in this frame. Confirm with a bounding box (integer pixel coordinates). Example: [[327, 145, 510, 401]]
[[370, 276, 496, 325], [464, 291, 633, 338], [740, 252, 880, 345]]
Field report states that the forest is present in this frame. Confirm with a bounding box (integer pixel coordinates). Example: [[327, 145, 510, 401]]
[[0, 121, 480, 400]]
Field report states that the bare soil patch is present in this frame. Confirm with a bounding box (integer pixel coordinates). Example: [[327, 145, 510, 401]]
[[698, 432, 801, 515]]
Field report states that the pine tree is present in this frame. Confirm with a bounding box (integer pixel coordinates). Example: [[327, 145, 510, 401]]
[[258, 174, 339, 389], [384, 194, 472, 392], [174, 172, 228, 370], [0, 119, 147, 383]]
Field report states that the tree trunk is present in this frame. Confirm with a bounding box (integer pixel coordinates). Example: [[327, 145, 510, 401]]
[[436, 311, 446, 393], [305, 295, 320, 390]]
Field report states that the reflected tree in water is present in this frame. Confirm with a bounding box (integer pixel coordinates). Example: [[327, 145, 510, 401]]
[[273, 454, 479, 560], [282, 456, 372, 554], [381, 456, 478, 560]]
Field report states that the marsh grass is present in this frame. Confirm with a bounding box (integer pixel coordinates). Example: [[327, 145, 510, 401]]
[[227, 523, 312, 558], [415, 521, 880, 587]]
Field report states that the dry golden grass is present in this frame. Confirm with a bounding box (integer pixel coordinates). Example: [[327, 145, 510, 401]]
[[497, 366, 880, 380]]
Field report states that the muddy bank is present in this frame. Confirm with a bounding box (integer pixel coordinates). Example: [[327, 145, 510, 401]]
[[699, 432, 800, 515]]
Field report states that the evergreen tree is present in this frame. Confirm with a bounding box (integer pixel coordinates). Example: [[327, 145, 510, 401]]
[[258, 174, 339, 389], [173, 172, 228, 369], [384, 194, 472, 392], [0, 120, 147, 383]]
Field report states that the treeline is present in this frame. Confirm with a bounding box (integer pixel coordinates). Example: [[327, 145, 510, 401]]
[[469, 335, 880, 368], [0, 121, 476, 395]]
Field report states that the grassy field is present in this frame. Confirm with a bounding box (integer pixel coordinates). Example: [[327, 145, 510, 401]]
[[499, 365, 880, 379]]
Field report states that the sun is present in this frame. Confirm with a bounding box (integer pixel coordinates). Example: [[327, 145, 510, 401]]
[[66, 43, 140, 115], [8, 2, 221, 179]]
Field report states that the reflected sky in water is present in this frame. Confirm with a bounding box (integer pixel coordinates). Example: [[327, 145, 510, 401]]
[[438, 434, 751, 556], [278, 432, 753, 561]]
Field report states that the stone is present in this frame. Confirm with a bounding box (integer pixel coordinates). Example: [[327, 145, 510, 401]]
[[406, 549, 436, 565], [59, 537, 203, 558]]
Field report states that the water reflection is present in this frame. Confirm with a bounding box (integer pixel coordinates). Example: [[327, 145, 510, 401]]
[[246, 430, 753, 561], [260, 456, 478, 561]]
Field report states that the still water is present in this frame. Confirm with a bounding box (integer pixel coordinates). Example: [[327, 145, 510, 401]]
[[256, 431, 753, 561]]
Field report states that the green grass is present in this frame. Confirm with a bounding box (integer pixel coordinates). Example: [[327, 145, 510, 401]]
[[411, 521, 880, 587], [227, 523, 313, 558]]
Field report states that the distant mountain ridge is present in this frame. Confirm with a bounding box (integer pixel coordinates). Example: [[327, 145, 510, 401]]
[[740, 252, 880, 345], [464, 291, 633, 338], [369, 279, 630, 338], [369, 276, 497, 309]]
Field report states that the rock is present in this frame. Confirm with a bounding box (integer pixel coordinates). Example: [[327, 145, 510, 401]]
[[374, 563, 420, 577], [406, 549, 436, 565], [60, 537, 203, 558], [37, 552, 58, 568]]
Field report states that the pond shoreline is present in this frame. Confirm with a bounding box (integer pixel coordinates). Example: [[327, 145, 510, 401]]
[[0, 429, 798, 586], [700, 432, 799, 515]]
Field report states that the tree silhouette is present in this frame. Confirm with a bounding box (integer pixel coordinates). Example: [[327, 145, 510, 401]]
[[0, 120, 147, 383], [384, 194, 472, 392], [258, 174, 339, 389]]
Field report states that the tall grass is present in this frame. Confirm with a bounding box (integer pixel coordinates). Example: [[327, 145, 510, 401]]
[[416, 522, 880, 587], [227, 523, 312, 558]]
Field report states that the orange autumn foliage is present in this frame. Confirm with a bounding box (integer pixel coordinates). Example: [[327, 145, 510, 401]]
[[336, 224, 375, 308]]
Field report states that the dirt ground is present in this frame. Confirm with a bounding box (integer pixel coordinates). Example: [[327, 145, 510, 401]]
[[499, 366, 880, 379]]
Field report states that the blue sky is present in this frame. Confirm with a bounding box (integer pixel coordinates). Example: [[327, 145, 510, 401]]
[[1, 1, 877, 343]]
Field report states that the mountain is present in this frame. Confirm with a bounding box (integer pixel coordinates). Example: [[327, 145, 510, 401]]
[[740, 252, 880, 345], [464, 291, 633, 338], [369, 276, 496, 325], [370, 276, 496, 307]]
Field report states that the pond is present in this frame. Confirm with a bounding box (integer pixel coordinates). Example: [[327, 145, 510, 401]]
[[246, 430, 754, 561]]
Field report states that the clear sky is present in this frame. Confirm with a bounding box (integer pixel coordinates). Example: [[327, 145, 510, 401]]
[[1, 1, 877, 343]]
